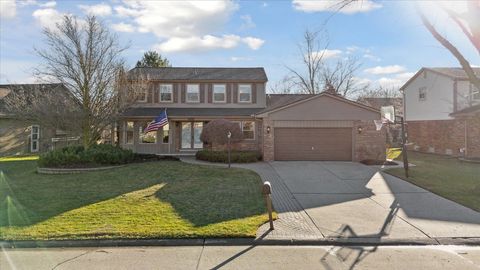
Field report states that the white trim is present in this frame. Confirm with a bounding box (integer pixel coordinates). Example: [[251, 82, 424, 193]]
[[159, 84, 173, 103], [213, 84, 227, 103], [238, 84, 252, 103]]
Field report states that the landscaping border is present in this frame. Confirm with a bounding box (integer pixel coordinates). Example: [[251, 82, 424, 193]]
[[37, 165, 126, 174]]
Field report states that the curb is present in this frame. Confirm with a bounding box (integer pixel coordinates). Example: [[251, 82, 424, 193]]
[[2, 237, 479, 249]]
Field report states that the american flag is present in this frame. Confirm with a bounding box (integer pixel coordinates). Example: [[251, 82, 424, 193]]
[[144, 110, 168, 133]]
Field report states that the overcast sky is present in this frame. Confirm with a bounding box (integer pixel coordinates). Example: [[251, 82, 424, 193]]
[[0, 0, 478, 91]]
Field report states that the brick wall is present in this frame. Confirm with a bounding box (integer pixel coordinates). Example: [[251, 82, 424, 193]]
[[262, 118, 274, 161], [209, 120, 263, 153], [406, 120, 466, 156], [353, 120, 386, 161], [466, 117, 480, 158]]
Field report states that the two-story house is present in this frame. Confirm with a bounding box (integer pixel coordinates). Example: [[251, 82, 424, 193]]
[[401, 67, 480, 158], [120, 67, 386, 161]]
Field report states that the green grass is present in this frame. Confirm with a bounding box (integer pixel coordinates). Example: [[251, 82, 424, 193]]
[[386, 151, 480, 212], [0, 158, 270, 240]]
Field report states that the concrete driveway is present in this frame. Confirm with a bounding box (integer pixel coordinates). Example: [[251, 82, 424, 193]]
[[268, 161, 480, 239]]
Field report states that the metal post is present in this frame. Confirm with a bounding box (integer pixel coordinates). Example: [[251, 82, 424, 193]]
[[400, 116, 409, 178], [227, 131, 232, 168]]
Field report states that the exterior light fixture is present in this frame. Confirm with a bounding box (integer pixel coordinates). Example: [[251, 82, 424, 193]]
[[357, 126, 363, 134], [266, 126, 271, 134]]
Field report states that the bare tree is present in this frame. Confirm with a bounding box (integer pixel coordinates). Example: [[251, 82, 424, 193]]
[[33, 15, 139, 148], [320, 55, 364, 97], [286, 29, 329, 94], [268, 75, 298, 94]]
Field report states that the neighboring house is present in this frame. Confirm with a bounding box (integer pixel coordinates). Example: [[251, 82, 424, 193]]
[[358, 97, 403, 146], [401, 67, 480, 158], [0, 83, 78, 156], [120, 67, 385, 161]]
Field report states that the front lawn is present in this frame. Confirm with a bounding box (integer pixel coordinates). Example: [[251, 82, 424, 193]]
[[0, 158, 270, 240], [386, 151, 480, 212]]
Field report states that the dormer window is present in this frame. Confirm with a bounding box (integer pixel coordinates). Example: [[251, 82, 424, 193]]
[[238, 84, 252, 103], [213, 84, 226, 103], [419, 87, 427, 101], [186, 84, 200, 103], [159, 84, 173, 102]]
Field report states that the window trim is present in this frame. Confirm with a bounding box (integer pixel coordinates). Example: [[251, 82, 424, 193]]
[[30, 125, 40, 152], [159, 84, 173, 103], [186, 84, 200, 103], [212, 84, 227, 103], [138, 121, 157, 144], [419, 87, 427, 101], [238, 84, 252, 103], [471, 84, 480, 101], [241, 120, 255, 140], [124, 121, 134, 145]]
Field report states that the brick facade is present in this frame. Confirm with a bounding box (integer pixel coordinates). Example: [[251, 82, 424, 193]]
[[262, 118, 274, 161], [407, 119, 480, 158], [353, 120, 387, 161]]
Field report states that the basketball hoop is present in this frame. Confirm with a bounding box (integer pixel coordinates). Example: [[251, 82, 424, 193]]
[[374, 120, 384, 131], [381, 105, 395, 124]]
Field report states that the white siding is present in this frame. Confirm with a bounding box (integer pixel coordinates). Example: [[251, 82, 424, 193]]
[[404, 70, 455, 121]]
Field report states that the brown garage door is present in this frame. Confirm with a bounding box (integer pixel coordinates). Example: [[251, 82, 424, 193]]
[[274, 128, 353, 161]]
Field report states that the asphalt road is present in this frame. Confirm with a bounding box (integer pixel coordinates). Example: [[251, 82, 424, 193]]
[[2, 245, 480, 270]]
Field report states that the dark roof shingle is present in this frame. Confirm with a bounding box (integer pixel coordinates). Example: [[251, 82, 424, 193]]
[[122, 107, 263, 118], [128, 67, 268, 82]]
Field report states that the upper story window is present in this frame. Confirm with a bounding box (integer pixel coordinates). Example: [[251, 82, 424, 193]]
[[159, 84, 173, 102], [213, 84, 226, 103], [238, 84, 252, 103], [186, 84, 200, 103], [137, 88, 147, 102], [419, 87, 427, 101]]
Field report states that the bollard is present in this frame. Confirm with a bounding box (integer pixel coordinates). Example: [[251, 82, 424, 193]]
[[262, 181, 274, 230]]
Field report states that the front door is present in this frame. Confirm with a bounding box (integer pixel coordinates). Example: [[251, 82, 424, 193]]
[[181, 122, 203, 149]]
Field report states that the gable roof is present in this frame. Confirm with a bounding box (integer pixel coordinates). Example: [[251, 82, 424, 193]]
[[265, 94, 314, 112], [128, 67, 268, 82], [450, 104, 480, 117], [257, 92, 379, 117], [400, 67, 480, 91]]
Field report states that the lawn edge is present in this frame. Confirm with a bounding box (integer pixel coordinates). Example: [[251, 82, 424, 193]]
[[383, 170, 480, 213]]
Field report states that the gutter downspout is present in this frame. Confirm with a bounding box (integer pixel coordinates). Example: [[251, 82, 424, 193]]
[[464, 119, 468, 158]]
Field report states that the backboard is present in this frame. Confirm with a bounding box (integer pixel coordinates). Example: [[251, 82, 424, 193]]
[[381, 105, 395, 123]]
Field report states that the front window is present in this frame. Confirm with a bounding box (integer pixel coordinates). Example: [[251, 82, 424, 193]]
[[125, 121, 134, 144], [472, 84, 480, 101], [213, 84, 226, 103], [238, 84, 252, 103], [242, 121, 255, 140], [419, 87, 427, 101], [162, 124, 169, 144], [186, 84, 200, 103], [159, 84, 173, 102], [139, 122, 156, 144]]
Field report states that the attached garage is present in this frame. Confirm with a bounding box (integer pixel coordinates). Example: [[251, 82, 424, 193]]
[[257, 93, 386, 162], [274, 128, 352, 161]]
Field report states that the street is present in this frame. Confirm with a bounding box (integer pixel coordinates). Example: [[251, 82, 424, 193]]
[[2, 245, 480, 270]]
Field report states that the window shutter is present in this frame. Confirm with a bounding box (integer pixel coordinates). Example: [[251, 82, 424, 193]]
[[173, 83, 179, 103], [252, 83, 257, 104], [181, 83, 186, 103], [233, 84, 238, 103], [153, 85, 159, 103], [200, 83, 205, 103], [207, 84, 213, 103], [147, 84, 154, 103], [226, 83, 232, 103]]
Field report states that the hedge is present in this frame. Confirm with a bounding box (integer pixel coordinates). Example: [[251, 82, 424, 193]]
[[195, 150, 262, 163], [38, 144, 135, 168]]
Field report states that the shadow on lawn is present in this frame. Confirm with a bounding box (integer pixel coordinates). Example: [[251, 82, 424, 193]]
[[0, 159, 266, 228]]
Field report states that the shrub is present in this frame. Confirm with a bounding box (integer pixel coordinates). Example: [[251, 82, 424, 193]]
[[38, 144, 135, 168], [200, 119, 243, 146], [195, 150, 262, 163]]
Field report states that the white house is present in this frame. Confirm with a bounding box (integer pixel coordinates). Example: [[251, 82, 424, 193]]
[[400, 67, 480, 158]]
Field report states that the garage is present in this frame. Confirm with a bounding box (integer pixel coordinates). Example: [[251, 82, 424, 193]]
[[274, 127, 353, 161], [258, 93, 386, 162]]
